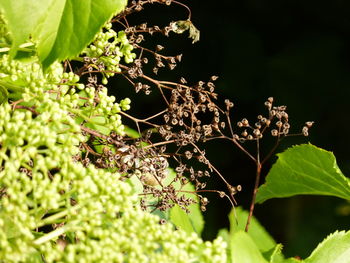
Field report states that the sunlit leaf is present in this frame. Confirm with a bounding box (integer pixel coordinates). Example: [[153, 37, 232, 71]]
[[0, 82, 9, 104], [169, 205, 194, 235], [0, 0, 127, 69], [0, 0, 54, 58], [228, 207, 285, 263], [305, 230, 350, 263], [256, 144, 350, 204], [166, 168, 204, 235], [231, 231, 269, 263]]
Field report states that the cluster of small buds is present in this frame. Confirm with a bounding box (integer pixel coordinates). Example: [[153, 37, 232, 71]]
[[0, 55, 62, 103], [60, 71, 84, 91], [0, 55, 227, 262], [63, 72, 131, 135], [83, 25, 136, 81], [0, 13, 10, 44], [0, 105, 226, 261]]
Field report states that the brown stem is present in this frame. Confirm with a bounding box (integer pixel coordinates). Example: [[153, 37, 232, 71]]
[[143, 139, 176, 149], [119, 111, 160, 127], [261, 137, 281, 165], [81, 142, 101, 157], [245, 160, 261, 232], [80, 126, 108, 140], [12, 104, 39, 116]]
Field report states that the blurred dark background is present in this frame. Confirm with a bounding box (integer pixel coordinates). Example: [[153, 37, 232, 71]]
[[113, 0, 350, 258]]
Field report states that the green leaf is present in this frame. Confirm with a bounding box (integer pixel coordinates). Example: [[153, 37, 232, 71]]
[[305, 230, 350, 263], [231, 230, 269, 263], [283, 258, 304, 263], [228, 207, 285, 263], [166, 168, 204, 235], [171, 20, 200, 44], [28, 250, 45, 263], [0, 0, 127, 68], [0, 211, 21, 238], [0, 0, 54, 58], [170, 205, 195, 235], [218, 229, 232, 262], [262, 244, 284, 263], [0, 82, 9, 104], [230, 207, 277, 252], [85, 122, 110, 136], [256, 144, 350, 204], [39, 0, 128, 69], [124, 126, 141, 139]]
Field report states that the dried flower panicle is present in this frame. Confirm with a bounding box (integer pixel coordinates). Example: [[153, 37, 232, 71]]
[[73, 0, 312, 220]]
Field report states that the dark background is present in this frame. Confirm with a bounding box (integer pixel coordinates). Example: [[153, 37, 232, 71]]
[[114, 0, 350, 258]]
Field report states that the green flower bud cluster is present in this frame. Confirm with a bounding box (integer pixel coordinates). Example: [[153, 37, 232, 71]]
[[83, 24, 136, 82], [0, 98, 226, 263], [0, 54, 129, 136], [0, 54, 63, 102], [0, 97, 84, 261], [0, 42, 227, 263], [77, 85, 129, 135], [0, 13, 11, 46]]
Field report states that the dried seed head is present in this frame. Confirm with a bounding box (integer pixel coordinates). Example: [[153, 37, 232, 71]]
[[271, 129, 279, 136], [156, 45, 164, 51], [185, 151, 192, 159], [241, 130, 248, 137], [305, 121, 314, 128], [276, 121, 283, 128], [241, 118, 249, 126], [201, 197, 209, 205], [225, 99, 234, 108], [302, 126, 309, 136], [159, 219, 167, 225], [253, 129, 261, 137], [176, 54, 182, 62], [283, 123, 290, 129], [265, 101, 272, 110]]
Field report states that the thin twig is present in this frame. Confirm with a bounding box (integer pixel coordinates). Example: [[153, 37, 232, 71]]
[[245, 139, 261, 232]]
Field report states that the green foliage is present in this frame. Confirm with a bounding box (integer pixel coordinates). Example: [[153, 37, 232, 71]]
[[219, 207, 284, 263], [305, 231, 350, 263], [0, 2, 227, 262], [0, 80, 9, 104], [166, 169, 205, 235], [230, 230, 269, 263], [222, 207, 350, 263], [0, 0, 127, 69], [256, 144, 350, 204], [128, 167, 205, 235], [229, 207, 281, 255], [0, 0, 349, 262], [170, 205, 196, 234], [82, 27, 136, 80]]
